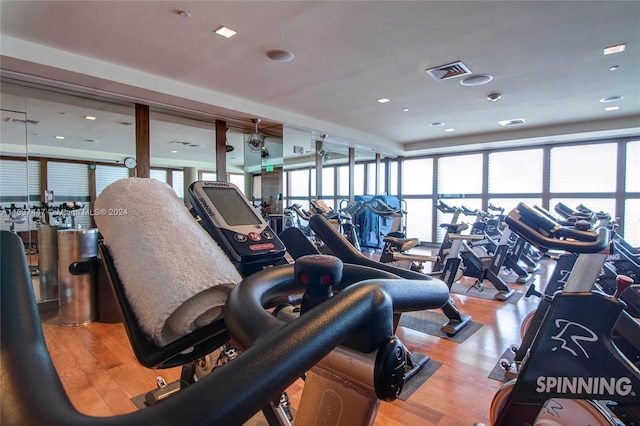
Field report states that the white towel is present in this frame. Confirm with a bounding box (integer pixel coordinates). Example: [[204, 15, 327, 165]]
[[94, 178, 242, 346]]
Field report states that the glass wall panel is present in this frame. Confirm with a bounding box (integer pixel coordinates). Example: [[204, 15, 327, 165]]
[[47, 161, 91, 229], [150, 110, 216, 171], [437, 154, 482, 195], [403, 158, 433, 195], [550, 143, 617, 193], [489, 149, 543, 193], [0, 159, 35, 232]]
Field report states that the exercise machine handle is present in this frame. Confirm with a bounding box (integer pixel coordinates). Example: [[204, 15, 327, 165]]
[[0, 230, 448, 425], [223, 262, 450, 353], [505, 202, 610, 253]]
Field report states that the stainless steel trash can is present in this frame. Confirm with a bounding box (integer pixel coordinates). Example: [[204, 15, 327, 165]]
[[57, 228, 99, 326], [38, 224, 71, 301]]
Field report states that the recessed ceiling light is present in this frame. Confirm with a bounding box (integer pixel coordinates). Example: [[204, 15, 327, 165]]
[[85, 139, 99, 143], [444, 128, 455, 132], [55, 136, 65, 139], [402, 108, 409, 112], [603, 43, 626, 55], [460, 74, 493, 86], [178, 10, 191, 18], [487, 93, 502, 102], [170, 150, 178, 153], [605, 106, 620, 111], [267, 50, 294, 63], [377, 98, 390, 104], [84, 115, 97, 120], [430, 122, 444, 127], [609, 65, 620, 71], [215, 26, 237, 38], [600, 96, 624, 103]]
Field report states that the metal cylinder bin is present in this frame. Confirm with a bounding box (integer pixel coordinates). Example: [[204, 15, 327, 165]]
[[57, 228, 99, 326], [38, 224, 71, 301]]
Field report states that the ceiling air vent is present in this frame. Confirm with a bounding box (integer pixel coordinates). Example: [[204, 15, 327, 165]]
[[425, 61, 472, 81], [5, 117, 40, 125], [498, 118, 526, 127]]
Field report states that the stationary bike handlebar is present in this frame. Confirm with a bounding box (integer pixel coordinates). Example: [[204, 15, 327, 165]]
[[434, 200, 459, 214], [0, 231, 449, 425], [224, 263, 450, 352], [505, 202, 610, 253]]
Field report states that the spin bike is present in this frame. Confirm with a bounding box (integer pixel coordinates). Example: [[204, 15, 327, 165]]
[[489, 202, 640, 425]]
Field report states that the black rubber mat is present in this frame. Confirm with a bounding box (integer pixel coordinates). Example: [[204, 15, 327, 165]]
[[398, 354, 441, 401], [450, 281, 525, 304], [398, 310, 483, 343], [488, 348, 516, 383]]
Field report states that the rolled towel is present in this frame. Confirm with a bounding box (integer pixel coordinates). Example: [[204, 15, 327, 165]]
[[94, 178, 242, 347]]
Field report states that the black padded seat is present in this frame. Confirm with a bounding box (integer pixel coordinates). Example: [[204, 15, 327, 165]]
[[383, 235, 420, 252]]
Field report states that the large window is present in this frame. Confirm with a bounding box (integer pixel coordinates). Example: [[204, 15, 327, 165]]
[[626, 141, 639, 192], [96, 165, 129, 197], [354, 164, 365, 195], [403, 158, 433, 195], [438, 154, 482, 195], [624, 141, 639, 246], [402, 158, 434, 240], [489, 149, 543, 194], [336, 165, 349, 198], [404, 198, 432, 242], [321, 167, 335, 208], [550, 143, 617, 193], [624, 199, 639, 247]]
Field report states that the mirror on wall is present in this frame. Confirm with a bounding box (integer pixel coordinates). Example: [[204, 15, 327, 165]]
[[0, 87, 39, 299], [244, 121, 284, 215]]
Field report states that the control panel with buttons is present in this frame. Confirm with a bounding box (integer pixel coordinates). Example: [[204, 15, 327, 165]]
[[188, 181, 287, 275]]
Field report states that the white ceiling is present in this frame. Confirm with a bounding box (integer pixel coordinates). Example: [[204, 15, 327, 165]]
[[0, 1, 639, 169]]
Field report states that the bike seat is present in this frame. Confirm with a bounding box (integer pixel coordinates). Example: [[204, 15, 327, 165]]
[[383, 235, 420, 252], [439, 223, 469, 233]]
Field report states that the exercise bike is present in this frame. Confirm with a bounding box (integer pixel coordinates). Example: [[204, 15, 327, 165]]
[[1, 180, 454, 425], [489, 202, 640, 425]]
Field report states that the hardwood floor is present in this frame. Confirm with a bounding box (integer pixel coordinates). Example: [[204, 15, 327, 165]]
[[39, 255, 551, 425]]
